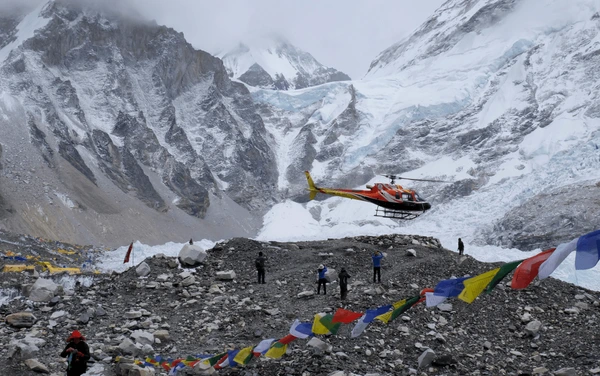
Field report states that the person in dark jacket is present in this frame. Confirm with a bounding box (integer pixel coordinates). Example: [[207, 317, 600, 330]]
[[458, 238, 465, 256], [372, 251, 384, 283], [317, 264, 328, 294], [60, 330, 90, 376], [338, 267, 351, 300], [255, 251, 266, 284]]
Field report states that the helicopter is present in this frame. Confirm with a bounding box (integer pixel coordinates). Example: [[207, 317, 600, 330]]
[[304, 171, 446, 220]]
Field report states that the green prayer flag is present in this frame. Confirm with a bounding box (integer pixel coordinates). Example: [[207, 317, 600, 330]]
[[485, 260, 524, 293]]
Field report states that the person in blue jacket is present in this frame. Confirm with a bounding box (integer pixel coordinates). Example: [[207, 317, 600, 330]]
[[372, 251, 384, 283], [317, 264, 328, 294]]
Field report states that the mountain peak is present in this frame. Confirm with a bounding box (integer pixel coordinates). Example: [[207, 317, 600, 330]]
[[218, 34, 351, 90]]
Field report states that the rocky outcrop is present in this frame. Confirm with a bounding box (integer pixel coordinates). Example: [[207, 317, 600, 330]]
[[483, 183, 600, 250]]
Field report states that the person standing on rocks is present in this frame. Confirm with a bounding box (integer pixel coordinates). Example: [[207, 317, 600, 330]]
[[317, 264, 328, 294], [458, 238, 465, 256], [255, 251, 267, 284], [372, 251, 384, 283], [338, 267, 351, 300], [60, 330, 90, 376]]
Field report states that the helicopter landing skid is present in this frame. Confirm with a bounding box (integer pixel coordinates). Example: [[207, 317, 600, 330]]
[[374, 207, 423, 220]]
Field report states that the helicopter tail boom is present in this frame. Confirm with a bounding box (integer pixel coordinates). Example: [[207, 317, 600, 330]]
[[305, 171, 319, 200]]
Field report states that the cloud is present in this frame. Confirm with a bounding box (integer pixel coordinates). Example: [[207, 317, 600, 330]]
[[2, 0, 443, 78], [0, 0, 44, 13], [129, 0, 444, 79]]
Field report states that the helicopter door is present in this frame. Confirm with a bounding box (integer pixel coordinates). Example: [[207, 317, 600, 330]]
[[402, 193, 411, 201]]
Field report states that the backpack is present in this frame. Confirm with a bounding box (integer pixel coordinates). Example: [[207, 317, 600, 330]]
[[255, 257, 265, 269]]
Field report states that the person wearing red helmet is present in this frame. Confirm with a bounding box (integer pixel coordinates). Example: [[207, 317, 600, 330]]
[[60, 330, 90, 376]]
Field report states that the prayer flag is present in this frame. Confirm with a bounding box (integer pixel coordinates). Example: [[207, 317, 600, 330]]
[[485, 260, 523, 293], [539, 238, 577, 279], [511, 248, 555, 289], [123, 242, 133, 263], [575, 229, 600, 270], [265, 342, 288, 359], [433, 276, 470, 297], [458, 268, 500, 303], [233, 346, 254, 366], [290, 319, 313, 339], [203, 352, 227, 367], [388, 296, 420, 322], [376, 299, 408, 324], [312, 313, 331, 335], [253, 339, 275, 356], [278, 334, 297, 345], [319, 314, 341, 335], [332, 308, 363, 324], [425, 292, 447, 307], [350, 305, 392, 338]]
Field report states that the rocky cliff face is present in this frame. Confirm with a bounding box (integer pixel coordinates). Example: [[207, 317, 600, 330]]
[[219, 36, 351, 90], [0, 0, 276, 245]]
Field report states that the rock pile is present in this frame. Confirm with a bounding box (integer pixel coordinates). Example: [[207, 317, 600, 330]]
[[1, 234, 599, 375]]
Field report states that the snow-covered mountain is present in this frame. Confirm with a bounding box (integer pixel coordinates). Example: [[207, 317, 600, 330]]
[[0, 0, 277, 246], [1, 0, 599, 254], [218, 35, 351, 90], [255, 0, 600, 252]]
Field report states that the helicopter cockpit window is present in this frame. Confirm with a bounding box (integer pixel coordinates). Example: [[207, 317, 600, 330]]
[[402, 193, 411, 201], [415, 193, 425, 201]]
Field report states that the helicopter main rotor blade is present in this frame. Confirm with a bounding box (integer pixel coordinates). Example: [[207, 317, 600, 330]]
[[396, 177, 449, 183]]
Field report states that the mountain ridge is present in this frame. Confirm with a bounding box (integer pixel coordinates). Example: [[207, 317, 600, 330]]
[[218, 35, 351, 90]]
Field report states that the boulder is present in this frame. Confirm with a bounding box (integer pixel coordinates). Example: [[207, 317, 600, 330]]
[[297, 291, 315, 299], [5, 312, 36, 328], [153, 330, 170, 342], [524, 320, 542, 337], [136, 262, 151, 277], [178, 244, 207, 267], [119, 338, 141, 356], [24, 359, 49, 373], [131, 330, 154, 346], [29, 278, 61, 302], [8, 335, 45, 360], [192, 361, 216, 375], [216, 270, 236, 280], [307, 337, 332, 353], [324, 268, 337, 283], [418, 348, 435, 368]]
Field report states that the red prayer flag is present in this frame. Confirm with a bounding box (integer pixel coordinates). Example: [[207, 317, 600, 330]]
[[123, 242, 133, 264], [511, 248, 555, 289], [278, 334, 297, 345], [332, 308, 363, 324]]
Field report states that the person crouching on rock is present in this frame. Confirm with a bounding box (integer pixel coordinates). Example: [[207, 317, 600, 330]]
[[317, 264, 328, 294], [60, 330, 90, 376]]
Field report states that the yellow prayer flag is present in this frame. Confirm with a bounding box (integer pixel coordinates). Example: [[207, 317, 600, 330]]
[[375, 299, 406, 324], [458, 268, 501, 303], [311, 313, 330, 335], [233, 346, 254, 365], [265, 343, 287, 359]]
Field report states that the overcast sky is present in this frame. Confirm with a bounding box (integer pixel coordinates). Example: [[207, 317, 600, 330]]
[[129, 0, 445, 79]]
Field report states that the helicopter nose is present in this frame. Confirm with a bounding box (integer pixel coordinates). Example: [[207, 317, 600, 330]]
[[423, 202, 431, 211]]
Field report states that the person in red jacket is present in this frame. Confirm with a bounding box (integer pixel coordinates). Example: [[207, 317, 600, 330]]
[[60, 330, 90, 376]]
